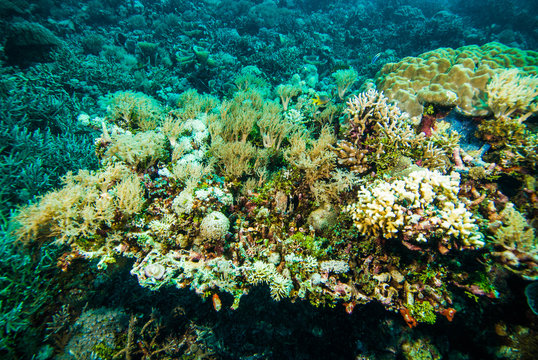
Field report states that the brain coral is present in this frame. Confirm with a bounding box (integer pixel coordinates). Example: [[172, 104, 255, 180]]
[[375, 42, 538, 119]]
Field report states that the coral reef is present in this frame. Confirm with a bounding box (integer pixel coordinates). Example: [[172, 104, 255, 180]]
[[2, 1, 538, 358]]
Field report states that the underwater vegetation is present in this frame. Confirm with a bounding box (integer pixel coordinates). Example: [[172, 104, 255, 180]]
[[1, 1, 538, 359]]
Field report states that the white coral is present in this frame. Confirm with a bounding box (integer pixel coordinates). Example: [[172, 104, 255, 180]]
[[346, 169, 482, 247], [172, 190, 194, 215], [320, 260, 350, 274], [199, 211, 230, 241]]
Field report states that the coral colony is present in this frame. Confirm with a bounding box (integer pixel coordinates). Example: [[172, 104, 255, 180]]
[[1, 1, 538, 358]]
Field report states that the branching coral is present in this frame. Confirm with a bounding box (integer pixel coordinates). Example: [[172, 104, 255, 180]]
[[490, 203, 538, 280], [245, 261, 293, 301], [477, 114, 528, 149], [345, 169, 484, 248], [486, 69, 538, 118], [336, 89, 435, 173], [12, 71, 521, 328], [474, 69, 538, 151], [14, 163, 143, 245], [332, 140, 371, 174]]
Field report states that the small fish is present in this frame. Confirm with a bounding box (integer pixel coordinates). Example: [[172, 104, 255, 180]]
[[371, 52, 382, 64], [312, 94, 330, 106], [212, 293, 222, 311]]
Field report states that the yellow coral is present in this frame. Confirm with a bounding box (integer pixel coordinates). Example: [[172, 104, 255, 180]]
[[332, 67, 358, 99], [100, 130, 168, 170], [493, 203, 536, 253], [14, 164, 144, 245], [101, 91, 164, 131], [346, 169, 484, 247], [376, 42, 538, 118], [486, 69, 538, 118]]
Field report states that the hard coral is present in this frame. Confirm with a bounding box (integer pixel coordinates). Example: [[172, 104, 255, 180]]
[[338, 89, 430, 173], [199, 211, 230, 241], [376, 42, 538, 118], [346, 169, 484, 248]]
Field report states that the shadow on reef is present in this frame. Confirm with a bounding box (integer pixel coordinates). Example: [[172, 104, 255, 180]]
[[70, 259, 535, 360]]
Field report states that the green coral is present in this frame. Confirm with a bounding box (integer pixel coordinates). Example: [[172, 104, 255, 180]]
[[409, 301, 437, 324], [101, 91, 164, 131], [93, 341, 120, 360], [0, 218, 65, 358], [493, 203, 536, 252], [284, 232, 331, 258]]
